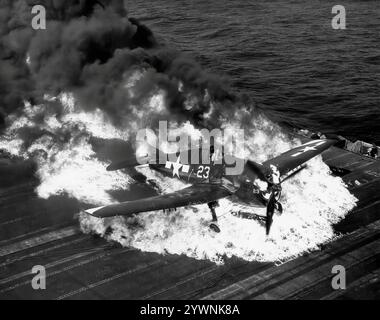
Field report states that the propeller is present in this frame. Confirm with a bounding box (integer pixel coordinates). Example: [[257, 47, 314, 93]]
[[247, 160, 306, 235], [266, 191, 277, 235], [265, 182, 283, 235]]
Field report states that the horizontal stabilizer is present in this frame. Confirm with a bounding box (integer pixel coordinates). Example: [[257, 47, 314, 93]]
[[107, 154, 149, 171]]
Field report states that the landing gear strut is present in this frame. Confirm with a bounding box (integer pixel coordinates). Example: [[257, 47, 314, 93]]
[[208, 201, 220, 233]]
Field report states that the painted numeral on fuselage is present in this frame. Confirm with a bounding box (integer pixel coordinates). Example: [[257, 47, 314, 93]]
[[196, 165, 210, 179]]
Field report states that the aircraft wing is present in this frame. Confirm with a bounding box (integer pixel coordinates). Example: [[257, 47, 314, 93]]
[[262, 139, 336, 178], [85, 183, 232, 218]]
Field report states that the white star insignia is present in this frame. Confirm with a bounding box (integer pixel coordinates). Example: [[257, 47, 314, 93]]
[[300, 146, 317, 152], [291, 144, 320, 157], [171, 156, 182, 177], [165, 156, 190, 177]]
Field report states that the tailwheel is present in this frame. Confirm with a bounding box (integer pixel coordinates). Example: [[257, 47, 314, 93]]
[[209, 222, 221, 233]]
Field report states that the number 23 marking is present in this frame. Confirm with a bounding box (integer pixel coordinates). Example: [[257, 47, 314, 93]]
[[197, 166, 210, 179]]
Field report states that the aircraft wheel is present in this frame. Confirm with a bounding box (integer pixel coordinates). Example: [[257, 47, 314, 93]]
[[209, 223, 221, 233]]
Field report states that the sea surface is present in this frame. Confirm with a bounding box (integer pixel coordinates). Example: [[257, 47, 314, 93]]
[[127, 0, 380, 144]]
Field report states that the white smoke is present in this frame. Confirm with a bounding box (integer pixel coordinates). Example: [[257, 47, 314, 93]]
[[0, 79, 357, 264]]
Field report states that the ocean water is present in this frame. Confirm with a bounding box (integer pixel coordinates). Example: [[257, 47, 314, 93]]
[[127, 0, 380, 144]]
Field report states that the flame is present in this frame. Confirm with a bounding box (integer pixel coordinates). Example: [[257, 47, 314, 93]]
[[80, 112, 357, 264], [80, 154, 356, 264], [0, 82, 357, 264]]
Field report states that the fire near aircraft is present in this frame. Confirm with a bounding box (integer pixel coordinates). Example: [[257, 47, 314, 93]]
[[85, 139, 336, 235]]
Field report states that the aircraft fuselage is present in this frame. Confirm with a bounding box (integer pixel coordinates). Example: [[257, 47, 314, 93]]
[[149, 159, 268, 209]]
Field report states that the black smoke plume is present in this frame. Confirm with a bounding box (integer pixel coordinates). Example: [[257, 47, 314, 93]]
[[0, 0, 236, 129]]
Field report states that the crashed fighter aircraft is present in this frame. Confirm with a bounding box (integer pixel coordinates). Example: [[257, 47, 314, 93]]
[[85, 139, 336, 235]]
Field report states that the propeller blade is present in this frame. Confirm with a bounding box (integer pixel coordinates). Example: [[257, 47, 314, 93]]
[[276, 201, 283, 214], [266, 191, 276, 235]]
